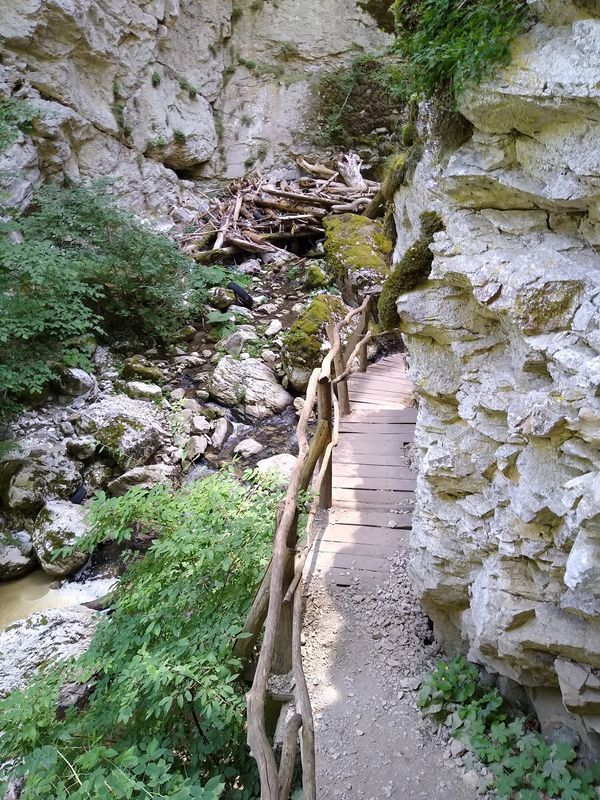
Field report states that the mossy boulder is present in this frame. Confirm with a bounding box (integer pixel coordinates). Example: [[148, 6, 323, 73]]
[[304, 262, 330, 290], [323, 213, 393, 304], [281, 294, 349, 391], [32, 500, 89, 578], [1, 455, 82, 514], [121, 355, 164, 384]]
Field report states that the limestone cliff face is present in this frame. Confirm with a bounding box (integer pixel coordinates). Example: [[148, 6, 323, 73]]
[[0, 0, 390, 215], [395, 2, 600, 750]]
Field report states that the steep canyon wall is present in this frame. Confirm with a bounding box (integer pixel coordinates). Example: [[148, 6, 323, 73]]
[[0, 0, 390, 214], [396, 0, 600, 751]]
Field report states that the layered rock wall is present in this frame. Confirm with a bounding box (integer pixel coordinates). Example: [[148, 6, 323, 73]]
[[395, 4, 600, 751], [0, 0, 390, 214]]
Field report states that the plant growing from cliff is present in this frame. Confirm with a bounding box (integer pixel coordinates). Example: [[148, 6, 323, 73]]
[[151, 71, 162, 87], [378, 210, 443, 330], [0, 97, 39, 153], [174, 129, 187, 144], [0, 470, 286, 800], [419, 656, 600, 800], [179, 78, 198, 100], [392, 0, 530, 102]]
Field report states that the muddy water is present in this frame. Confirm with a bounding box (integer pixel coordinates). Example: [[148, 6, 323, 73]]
[[0, 571, 115, 632]]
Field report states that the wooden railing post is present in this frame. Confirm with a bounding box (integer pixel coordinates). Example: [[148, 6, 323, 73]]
[[328, 323, 351, 416], [317, 377, 333, 509]]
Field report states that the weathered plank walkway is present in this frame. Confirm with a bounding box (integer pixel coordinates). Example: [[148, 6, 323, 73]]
[[307, 353, 416, 589]]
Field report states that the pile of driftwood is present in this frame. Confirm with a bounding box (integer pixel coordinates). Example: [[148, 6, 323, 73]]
[[180, 153, 380, 262]]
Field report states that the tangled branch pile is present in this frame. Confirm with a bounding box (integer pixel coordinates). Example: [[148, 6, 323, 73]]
[[180, 153, 380, 262]]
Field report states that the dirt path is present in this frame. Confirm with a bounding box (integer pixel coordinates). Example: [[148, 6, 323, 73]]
[[302, 544, 480, 800]]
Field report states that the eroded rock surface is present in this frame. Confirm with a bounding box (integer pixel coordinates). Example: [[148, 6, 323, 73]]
[[395, 3, 600, 752]]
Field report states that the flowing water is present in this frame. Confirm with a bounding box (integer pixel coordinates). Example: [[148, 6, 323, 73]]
[[0, 571, 115, 632]]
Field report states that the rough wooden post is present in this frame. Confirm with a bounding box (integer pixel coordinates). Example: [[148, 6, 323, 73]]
[[317, 378, 333, 509], [272, 529, 297, 675], [328, 323, 351, 416]]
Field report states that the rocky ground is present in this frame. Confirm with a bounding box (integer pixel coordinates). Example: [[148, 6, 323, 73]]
[[303, 547, 482, 800]]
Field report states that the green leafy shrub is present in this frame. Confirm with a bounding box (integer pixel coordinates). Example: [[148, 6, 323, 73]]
[[0, 470, 286, 800], [419, 656, 600, 800], [0, 182, 202, 417], [393, 0, 530, 101], [378, 210, 443, 330], [314, 54, 407, 146], [0, 97, 39, 153]]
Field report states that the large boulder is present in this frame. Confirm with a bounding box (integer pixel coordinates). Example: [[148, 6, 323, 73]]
[[0, 449, 82, 514], [0, 608, 98, 698], [323, 213, 392, 304], [32, 500, 89, 578], [257, 453, 298, 483], [0, 529, 36, 580], [209, 357, 293, 419], [281, 294, 350, 392], [56, 368, 98, 400], [107, 464, 177, 496], [74, 396, 164, 470]]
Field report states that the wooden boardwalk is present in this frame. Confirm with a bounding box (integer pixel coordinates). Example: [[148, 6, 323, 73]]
[[307, 353, 416, 589]]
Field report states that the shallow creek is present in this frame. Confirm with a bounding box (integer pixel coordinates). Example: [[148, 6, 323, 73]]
[[0, 571, 115, 632]]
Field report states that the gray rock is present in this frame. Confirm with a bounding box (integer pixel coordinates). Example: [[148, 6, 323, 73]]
[[221, 325, 259, 356], [2, 454, 82, 514], [57, 368, 98, 399], [32, 500, 89, 578], [107, 464, 177, 496], [209, 356, 293, 419], [265, 319, 283, 336], [66, 436, 98, 460], [256, 453, 298, 482], [124, 381, 163, 400], [0, 530, 36, 580], [0, 608, 98, 698], [74, 396, 163, 470], [185, 435, 209, 461], [234, 438, 265, 458], [211, 417, 232, 450]]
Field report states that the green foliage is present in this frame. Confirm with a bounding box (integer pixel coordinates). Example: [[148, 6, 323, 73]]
[[418, 656, 600, 800], [151, 71, 162, 87], [393, 0, 530, 101], [179, 78, 198, 100], [174, 129, 187, 144], [0, 471, 286, 800], [0, 97, 39, 153], [0, 182, 202, 418], [314, 54, 407, 147], [378, 210, 443, 330]]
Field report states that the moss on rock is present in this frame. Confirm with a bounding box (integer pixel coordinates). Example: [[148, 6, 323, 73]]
[[378, 211, 444, 330], [323, 214, 393, 304], [304, 263, 330, 290], [282, 294, 348, 390]]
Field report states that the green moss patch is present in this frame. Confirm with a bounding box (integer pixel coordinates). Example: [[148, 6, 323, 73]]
[[378, 211, 444, 330], [283, 294, 347, 364]]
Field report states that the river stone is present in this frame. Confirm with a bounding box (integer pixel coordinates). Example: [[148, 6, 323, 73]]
[[3, 454, 83, 514], [265, 319, 283, 336], [0, 530, 36, 580], [107, 464, 177, 496], [221, 325, 259, 356], [209, 356, 293, 419], [0, 607, 98, 698], [186, 435, 209, 461], [73, 396, 163, 470], [33, 500, 90, 578], [56, 368, 98, 399], [124, 381, 163, 400], [211, 417, 232, 450], [257, 453, 298, 482], [234, 438, 265, 458], [66, 436, 98, 460], [120, 355, 164, 383], [208, 286, 237, 310]]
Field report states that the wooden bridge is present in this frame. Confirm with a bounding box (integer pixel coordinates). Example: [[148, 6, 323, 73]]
[[235, 297, 416, 800]]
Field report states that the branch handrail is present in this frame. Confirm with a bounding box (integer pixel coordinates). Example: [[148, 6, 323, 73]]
[[239, 291, 378, 800]]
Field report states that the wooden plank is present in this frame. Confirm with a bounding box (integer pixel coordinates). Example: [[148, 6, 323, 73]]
[[332, 463, 412, 479], [317, 551, 391, 573], [338, 423, 416, 434], [332, 475, 416, 491], [336, 439, 413, 454], [323, 568, 384, 589], [323, 524, 409, 545], [332, 485, 413, 502], [350, 397, 408, 408], [333, 452, 411, 467], [315, 539, 400, 559], [328, 508, 412, 527], [345, 408, 416, 419]]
